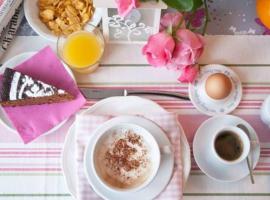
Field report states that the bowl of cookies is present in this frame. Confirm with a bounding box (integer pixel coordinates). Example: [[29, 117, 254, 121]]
[[24, 0, 102, 42]]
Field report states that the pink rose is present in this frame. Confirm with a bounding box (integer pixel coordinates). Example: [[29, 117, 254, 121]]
[[115, 0, 138, 17], [167, 29, 204, 70], [178, 64, 199, 83], [160, 12, 185, 31], [142, 32, 175, 67]]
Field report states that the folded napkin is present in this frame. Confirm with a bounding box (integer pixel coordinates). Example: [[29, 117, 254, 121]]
[[1, 46, 86, 143], [75, 113, 183, 200]]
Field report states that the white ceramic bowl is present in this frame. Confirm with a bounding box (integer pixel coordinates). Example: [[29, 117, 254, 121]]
[[84, 117, 161, 194], [24, 0, 103, 42]]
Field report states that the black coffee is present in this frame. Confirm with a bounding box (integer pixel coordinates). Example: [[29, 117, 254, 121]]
[[214, 131, 243, 161]]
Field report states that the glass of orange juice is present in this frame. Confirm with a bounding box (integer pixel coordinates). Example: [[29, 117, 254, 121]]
[[57, 24, 104, 74]]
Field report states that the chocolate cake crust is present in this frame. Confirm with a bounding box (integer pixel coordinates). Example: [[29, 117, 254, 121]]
[[1, 68, 14, 101]]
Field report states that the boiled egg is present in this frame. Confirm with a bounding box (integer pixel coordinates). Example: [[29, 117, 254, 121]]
[[205, 73, 232, 100]]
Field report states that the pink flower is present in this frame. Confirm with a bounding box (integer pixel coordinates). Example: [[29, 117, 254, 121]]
[[178, 64, 199, 83], [115, 0, 138, 17], [142, 32, 175, 67], [160, 12, 185, 31], [167, 29, 204, 70]]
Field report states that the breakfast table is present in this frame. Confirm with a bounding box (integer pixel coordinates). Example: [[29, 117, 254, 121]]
[[1, 0, 270, 200]]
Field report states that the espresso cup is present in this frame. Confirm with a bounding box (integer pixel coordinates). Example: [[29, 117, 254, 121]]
[[211, 126, 250, 165], [88, 123, 162, 193]]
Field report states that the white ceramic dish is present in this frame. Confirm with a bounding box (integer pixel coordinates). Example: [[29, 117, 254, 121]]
[[84, 116, 173, 198], [189, 64, 242, 116], [193, 115, 260, 182], [62, 96, 191, 199], [24, 0, 103, 42], [0, 52, 75, 135]]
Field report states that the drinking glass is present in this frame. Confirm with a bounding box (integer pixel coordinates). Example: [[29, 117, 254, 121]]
[[57, 24, 105, 74]]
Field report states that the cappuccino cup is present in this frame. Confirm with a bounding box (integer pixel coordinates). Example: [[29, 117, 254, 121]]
[[211, 126, 250, 165], [87, 123, 163, 193]]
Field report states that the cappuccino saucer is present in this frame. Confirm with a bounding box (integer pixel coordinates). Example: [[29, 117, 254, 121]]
[[193, 115, 260, 182], [84, 116, 173, 199], [189, 64, 242, 116]]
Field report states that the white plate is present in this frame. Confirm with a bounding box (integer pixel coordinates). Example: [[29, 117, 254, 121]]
[[189, 64, 242, 116], [62, 96, 191, 199], [24, 0, 103, 42], [0, 52, 75, 135], [193, 115, 260, 182], [84, 115, 174, 200]]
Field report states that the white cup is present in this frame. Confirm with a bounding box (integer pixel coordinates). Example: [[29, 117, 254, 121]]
[[260, 95, 270, 127], [211, 126, 250, 165], [86, 123, 163, 193]]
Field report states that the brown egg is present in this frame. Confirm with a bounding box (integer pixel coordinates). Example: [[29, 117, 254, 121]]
[[205, 73, 232, 100]]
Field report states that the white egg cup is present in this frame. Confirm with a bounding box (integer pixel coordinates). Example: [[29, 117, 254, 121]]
[[189, 64, 242, 116]]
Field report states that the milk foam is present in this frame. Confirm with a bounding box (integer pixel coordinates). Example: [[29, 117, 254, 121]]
[[95, 127, 152, 189]]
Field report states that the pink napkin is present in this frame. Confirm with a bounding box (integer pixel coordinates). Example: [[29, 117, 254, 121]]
[[2, 46, 86, 143], [75, 113, 183, 200]]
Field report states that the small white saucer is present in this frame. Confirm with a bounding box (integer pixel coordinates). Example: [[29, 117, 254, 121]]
[[193, 115, 260, 182], [0, 52, 74, 135], [189, 64, 242, 116]]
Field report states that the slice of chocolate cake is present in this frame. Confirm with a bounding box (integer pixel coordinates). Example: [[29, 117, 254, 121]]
[[0, 68, 74, 106]]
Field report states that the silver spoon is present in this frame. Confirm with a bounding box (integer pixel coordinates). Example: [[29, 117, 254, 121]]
[[237, 124, 255, 184]]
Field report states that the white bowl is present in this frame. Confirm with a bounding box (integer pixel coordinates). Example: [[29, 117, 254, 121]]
[[24, 0, 103, 42], [84, 116, 162, 194]]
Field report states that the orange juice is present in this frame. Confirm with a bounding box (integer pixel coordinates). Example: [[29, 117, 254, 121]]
[[62, 31, 104, 69]]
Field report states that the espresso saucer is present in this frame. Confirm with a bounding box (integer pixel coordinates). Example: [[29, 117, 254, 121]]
[[193, 115, 260, 182], [189, 64, 242, 116]]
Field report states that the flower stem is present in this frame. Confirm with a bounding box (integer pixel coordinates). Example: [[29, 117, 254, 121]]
[[176, 16, 185, 30], [202, 0, 210, 35], [170, 13, 185, 38], [167, 24, 173, 35], [172, 15, 185, 37]]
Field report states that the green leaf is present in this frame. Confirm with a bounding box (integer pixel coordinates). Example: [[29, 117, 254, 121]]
[[192, 0, 203, 11], [162, 0, 194, 12]]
